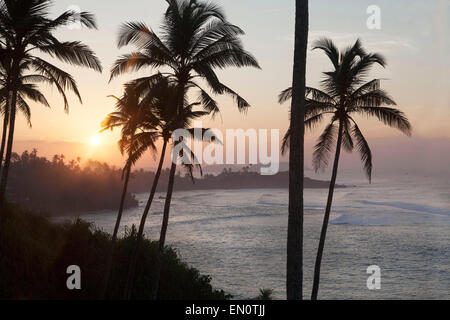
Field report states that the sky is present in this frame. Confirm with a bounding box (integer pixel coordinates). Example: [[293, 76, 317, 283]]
[[11, 0, 450, 178]]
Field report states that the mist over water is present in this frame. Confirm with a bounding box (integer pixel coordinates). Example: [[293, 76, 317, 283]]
[[78, 172, 450, 299]]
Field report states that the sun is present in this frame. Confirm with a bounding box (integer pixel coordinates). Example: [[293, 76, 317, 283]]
[[90, 136, 102, 147]]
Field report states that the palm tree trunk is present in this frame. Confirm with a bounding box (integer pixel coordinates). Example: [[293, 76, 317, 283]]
[[99, 162, 132, 299], [287, 0, 309, 300], [0, 76, 18, 210], [123, 139, 168, 300], [311, 120, 343, 300], [149, 75, 185, 300], [150, 159, 177, 300], [0, 98, 9, 179]]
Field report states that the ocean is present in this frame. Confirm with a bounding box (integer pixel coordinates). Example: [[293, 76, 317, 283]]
[[75, 172, 450, 300]]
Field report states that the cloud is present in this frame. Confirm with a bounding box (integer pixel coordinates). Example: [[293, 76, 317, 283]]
[[283, 30, 417, 55], [308, 30, 417, 53]]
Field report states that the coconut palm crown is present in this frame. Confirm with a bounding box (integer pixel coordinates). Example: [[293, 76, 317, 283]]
[[110, 0, 260, 118], [279, 38, 412, 182]]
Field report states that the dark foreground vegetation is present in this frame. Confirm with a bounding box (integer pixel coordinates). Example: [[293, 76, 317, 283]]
[[0, 203, 230, 300]]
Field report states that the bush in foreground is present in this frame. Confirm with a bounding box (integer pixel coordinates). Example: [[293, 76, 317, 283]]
[[0, 203, 230, 300]]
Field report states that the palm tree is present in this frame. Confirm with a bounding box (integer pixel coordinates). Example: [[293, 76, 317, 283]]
[[285, 0, 309, 300], [99, 84, 160, 299], [0, 49, 50, 177], [0, 42, 11, 176], [0, 0, 102, 209], [0, 54, 36, 176], [110, 0, 260, 300], [279, 38, 412, 300], [122, 76, 210, 300]]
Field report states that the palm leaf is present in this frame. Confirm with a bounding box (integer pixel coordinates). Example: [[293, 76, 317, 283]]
[[313, 121, 337, 172], [356, 106, 412, 136], [39, 40, 102, 72], [351, 122, 373, 182]]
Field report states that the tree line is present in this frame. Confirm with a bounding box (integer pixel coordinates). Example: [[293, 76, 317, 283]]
[[6, 149, 138, 214], [4, 149, 345, 215]]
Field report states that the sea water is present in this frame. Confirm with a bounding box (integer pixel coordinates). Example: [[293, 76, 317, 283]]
[[77, 172, 450, 299]]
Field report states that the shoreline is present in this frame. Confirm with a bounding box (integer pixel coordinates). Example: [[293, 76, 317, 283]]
[[49, 184, 350, 218]]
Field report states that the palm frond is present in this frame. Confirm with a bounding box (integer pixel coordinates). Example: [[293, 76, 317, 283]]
[[16, 95, 32, 127], [197, 87, 219, 117], [18, 83, 50, 108], [179, 143, 203, 183], [350, 79, 381, 99], [350, 89, 397, 108], [313, 121, 337, 172], [351, 122, 373, 182], [193, 46, 260, 70], [350, 52, 386, 82], [305, 113, 326, 131], [356, 106, 412, 136], [312, 38, 340, 70], [279, 86, 336, 105], [281, 128, 291, 155], [30, 57, 81, 111], [39, 40, 102, 72], [190, 21, 244, 56], [341, 118, 354, 152], [110, 53, 167, 81], [278, 87, 292, 104], [217, 82, 250, 112], [306, 87, 335, 103]]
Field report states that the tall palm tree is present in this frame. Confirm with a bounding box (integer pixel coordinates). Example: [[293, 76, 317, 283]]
[[0, 49, 50, 177], [110, 0, 259, 300], [99, 84, 160, 299], [0, 0, 102, 209], [122, 76, 209, 300], [285, 0, 309, 301], [279, 38, 412, 300], [0, 42, 11, 176], [0, 54, 38, 176]]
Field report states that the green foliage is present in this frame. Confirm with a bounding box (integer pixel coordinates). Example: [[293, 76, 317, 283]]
[[0, 203, 230, 300]]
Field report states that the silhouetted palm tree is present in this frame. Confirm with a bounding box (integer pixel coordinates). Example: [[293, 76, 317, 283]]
[[0, 0, 102, 209], [110, 0, 259, 299], [279, 38, 412, 300], [0, 52, 43, 176], [122, 76, 210, 300], [99, 84, 160, 299], [285, 0, 309, 301]]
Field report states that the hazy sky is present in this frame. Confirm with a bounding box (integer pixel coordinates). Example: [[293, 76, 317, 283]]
[[11, 0, 450, 177]]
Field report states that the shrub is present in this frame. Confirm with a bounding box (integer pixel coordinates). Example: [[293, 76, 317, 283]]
[[0, 203, 230, 300]]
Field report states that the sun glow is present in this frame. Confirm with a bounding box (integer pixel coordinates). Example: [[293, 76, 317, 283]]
[[90, 136, 102, 147]]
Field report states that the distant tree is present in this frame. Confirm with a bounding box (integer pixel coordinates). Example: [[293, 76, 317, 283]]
[[279, 38, 412, 299], [7, 150, 137, 213], [0, 0, 102, 212]]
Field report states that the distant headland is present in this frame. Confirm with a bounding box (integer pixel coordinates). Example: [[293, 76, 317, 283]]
[[129, 168, 345, 193]]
